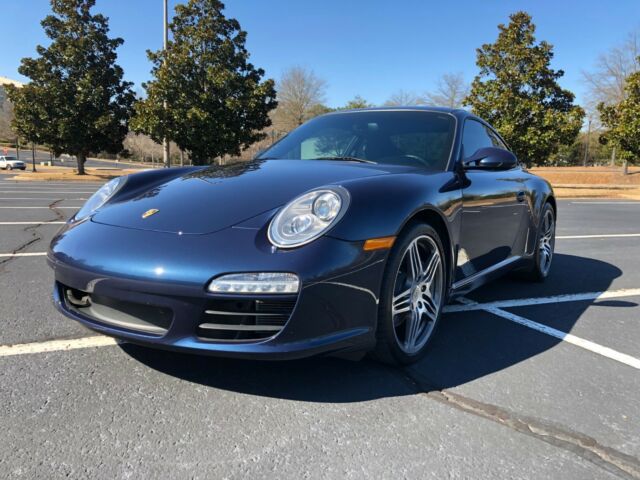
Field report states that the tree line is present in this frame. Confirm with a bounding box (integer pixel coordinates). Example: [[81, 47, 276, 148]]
[[5, 0, 639, 174]]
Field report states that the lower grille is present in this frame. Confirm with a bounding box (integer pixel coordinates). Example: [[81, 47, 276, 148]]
[[61, 284, 173, 336], [198, 296, 297, 342]]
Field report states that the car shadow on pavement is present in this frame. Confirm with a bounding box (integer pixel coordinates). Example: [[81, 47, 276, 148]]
[[121, 253, 628, 402]]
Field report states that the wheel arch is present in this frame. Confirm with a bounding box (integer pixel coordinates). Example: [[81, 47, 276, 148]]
[[545, 194, 557, 218]]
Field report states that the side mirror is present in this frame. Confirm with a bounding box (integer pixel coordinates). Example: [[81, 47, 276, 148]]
[[463, 147, 517, 170]]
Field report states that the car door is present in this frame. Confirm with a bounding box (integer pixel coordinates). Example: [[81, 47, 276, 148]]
[[456, 119, 529, 281]]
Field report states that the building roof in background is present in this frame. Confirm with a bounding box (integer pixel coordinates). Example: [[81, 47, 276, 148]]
[[0, 76, 23, 88]]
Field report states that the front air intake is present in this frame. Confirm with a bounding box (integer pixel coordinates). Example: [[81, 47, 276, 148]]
[[197, 296, 297, 342], [60, 284, 173, 336]]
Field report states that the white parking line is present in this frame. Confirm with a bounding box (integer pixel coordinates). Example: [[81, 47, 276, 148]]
[[445, 288, 640, 313], [0, 221, 65, 225], [570, 201, 640, 205], [0, 183, 101, 187], [452, 296, 640, 369], [484, 306, 640, 370], [0, 289, 637, 364], [0, 252, 47, 258], [557, 233, 640, 239], [0, 197, 87, 200], [0, 206, 78, 209], [0, 183, 99, 190], [0, 190, 95, 194], [0, 336, 118, 358]]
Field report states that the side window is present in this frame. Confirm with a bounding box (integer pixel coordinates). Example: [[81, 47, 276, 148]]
[[485, 127, 508, 150], [462, 120, 493, 158]]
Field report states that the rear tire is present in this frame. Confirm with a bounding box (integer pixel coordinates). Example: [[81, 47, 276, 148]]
[[6, 165, 12, 171], [372, 223, 447, 365], [521, 202, 555, 282]]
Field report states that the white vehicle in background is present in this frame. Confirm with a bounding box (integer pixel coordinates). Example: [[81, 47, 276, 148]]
[[0, 155, 26, 170]]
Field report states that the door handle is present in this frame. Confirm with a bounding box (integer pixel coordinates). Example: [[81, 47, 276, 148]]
[[516, 191, 526, 202]]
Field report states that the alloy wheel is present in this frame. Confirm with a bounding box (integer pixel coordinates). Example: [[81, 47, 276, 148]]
[[539, 209, 555, 275], [391, 235, 444, 354]]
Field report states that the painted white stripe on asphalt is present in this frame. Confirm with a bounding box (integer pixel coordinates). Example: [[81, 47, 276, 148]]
[[0, 336, 118, 358], [0, 185, 96, 189], [484, 306, 640, 370], [0, 182, 101, 187], [0, 206, 78, 209], [0, 190, 95, 193], [0, 197, 87, 200], [570, 201, 640, 205], [0, 252, 47, 258], [557, 233, 640, 239], [0, 221, 65, 225], [445, 288, 640, 313]]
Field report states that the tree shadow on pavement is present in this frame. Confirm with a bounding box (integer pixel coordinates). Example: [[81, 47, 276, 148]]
[[122, 253, 626, 402]]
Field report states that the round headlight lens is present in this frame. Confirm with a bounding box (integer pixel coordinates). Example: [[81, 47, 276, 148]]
[[268, 187, 349, 248], [313, 192, 341, 221], [75, 176, 126, 221]]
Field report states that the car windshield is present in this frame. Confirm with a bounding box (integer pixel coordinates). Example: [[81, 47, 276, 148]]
[[259, 110, 456, 170], [4, 156, 17, 161]]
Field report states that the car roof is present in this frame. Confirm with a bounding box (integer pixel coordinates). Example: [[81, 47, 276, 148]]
[[324, 105, 472, 120]]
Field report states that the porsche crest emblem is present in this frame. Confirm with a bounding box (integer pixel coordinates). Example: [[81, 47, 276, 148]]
[[142, 209, 159, 219]]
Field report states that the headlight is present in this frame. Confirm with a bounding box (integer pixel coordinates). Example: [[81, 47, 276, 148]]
[[75, 176, 126, 221], [268, 187, 350, 248]]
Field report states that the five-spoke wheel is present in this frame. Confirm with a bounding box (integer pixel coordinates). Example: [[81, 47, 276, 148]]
[[538, 208, 555, 276], [521, 202, 556, 281], [391, 235, 443, 355], [374, 223, 446, 364]]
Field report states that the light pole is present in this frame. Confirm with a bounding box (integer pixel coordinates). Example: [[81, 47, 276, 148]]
[[162, 0, 170, 168], [582, 118, 592, 167]]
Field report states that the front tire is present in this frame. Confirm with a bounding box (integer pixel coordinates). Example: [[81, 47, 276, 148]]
[[6, 165, 12, 171], [373, 223, 446, 365]]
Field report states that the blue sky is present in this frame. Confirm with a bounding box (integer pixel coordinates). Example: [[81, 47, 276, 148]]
[[2, 0, 639, 108]]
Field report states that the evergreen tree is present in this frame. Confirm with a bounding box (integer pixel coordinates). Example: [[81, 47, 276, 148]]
[[6, 0, 135, 175], [342, 95, 372, 110], [131, 0, 277, 165], [598, 64, 640, 171], [464, 12, 584, 166]]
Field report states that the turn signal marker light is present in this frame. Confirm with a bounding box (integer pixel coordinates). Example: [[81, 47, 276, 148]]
[[363, 236, 396, 251]]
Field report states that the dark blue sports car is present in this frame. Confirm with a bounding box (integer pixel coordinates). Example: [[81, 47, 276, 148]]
[[48, 107, 556, 365]]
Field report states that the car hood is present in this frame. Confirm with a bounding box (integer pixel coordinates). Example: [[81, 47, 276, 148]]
[[91, 159, 411, 234]]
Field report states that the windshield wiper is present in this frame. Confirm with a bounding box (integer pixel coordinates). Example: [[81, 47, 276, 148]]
[[313, 156, 377, 164]]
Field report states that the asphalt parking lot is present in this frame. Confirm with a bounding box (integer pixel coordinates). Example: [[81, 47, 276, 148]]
[[1, 178, 639, 479]]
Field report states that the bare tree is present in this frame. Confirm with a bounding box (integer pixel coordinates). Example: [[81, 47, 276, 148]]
[[424, 72, 469, 108], [582, 30, 640, 115], [384, 89, 424, 106], [273, 66, 327, 131], [582, 30, 640, 165]]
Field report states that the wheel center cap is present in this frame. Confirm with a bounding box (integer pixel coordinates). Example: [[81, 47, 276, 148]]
[[412, 286, 422, 305]]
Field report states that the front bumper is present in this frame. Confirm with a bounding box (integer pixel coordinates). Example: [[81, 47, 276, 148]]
[[48, 220, 387, 359]]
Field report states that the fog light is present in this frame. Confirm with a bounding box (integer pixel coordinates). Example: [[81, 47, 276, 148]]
[[208, 273, 300, 294]]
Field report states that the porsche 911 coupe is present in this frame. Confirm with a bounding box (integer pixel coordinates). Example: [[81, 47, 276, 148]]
[[48, 107, 556, 365]]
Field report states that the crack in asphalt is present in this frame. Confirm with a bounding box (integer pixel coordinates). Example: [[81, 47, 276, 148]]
[[401, 370, 640, 480], [0, 199, 63, 271], [47, 199, 65, 222]]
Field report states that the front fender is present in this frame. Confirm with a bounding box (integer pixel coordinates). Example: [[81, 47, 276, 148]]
[[526, 175, 555, 227], [329, 171, 462, 242]]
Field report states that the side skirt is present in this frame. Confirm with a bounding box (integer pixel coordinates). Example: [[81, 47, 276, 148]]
[[448, 256, 524, 299]]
